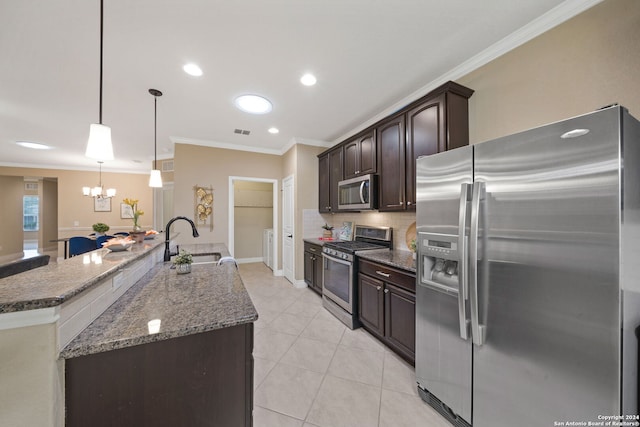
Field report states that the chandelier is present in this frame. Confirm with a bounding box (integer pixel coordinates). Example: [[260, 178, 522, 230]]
[[82, 161, 116, 198]]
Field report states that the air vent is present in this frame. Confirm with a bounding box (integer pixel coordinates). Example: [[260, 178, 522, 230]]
[[234, 128, 251, 135], [25, 182, 38, 190], [161, 160, 174, 172]]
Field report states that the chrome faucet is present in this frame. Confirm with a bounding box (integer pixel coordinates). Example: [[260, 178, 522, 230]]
[[164, 216, 200, 261]]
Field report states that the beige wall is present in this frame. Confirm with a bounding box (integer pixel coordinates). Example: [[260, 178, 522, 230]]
[[0, 175, 25, 260], [172, 144, 283, 253], [42, 179, 58, 252], [459, 0, 640, 145]]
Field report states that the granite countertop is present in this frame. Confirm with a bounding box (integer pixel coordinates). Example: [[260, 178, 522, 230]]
[[303, 237, 331, 246], [0, 239, 165, 314], [60, 260, 257, 359], [356, 248, 417, 273]]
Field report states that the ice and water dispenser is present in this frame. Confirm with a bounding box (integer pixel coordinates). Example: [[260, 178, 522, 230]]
[[418, 232, 463, 295]]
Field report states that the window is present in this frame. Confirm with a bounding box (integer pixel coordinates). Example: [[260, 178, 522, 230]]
[[23, 196, 39, 231]]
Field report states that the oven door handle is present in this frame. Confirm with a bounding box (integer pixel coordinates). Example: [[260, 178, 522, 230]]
[[322, 253, 351, 267]]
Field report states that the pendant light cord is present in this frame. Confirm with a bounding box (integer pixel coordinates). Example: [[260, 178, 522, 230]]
[[154, 95, 157, 170], [99, 0, 104, 124]]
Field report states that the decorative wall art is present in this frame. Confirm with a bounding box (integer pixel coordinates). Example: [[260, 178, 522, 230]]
[[120, 203, 134, 219], [194, 185, 214, 231], [94, 197, 111, 212]]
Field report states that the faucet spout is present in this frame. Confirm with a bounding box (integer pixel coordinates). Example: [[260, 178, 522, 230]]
[[164, 216, 200, 261]]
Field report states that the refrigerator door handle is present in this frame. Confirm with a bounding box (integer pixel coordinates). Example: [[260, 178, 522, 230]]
[[469, 181, 486, 346], [457, 183, 471, 340]]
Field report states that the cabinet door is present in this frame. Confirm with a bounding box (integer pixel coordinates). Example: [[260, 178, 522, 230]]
[[328, 148, 343, 212], [318, 154, 330, 213], [405, 94, 445, 208], [304, 250, 315, 286], [384, 283, 416, 364], [343, 139, 359, 179], [377, 115, 406, 211], [313, 255, 323, 293], [358, 273, 384, 336], [358, 131, 376, 175]]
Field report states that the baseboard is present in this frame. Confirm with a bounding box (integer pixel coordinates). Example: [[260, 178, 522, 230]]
[[235, 257, 264, 264], [292, 279, 307, 289]]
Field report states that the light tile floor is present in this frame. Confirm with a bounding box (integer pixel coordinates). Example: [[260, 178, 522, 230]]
[[239, 262, 451, 427]]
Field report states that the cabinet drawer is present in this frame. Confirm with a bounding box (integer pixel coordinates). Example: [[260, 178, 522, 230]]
[[359, 259, 415, 293], [304, 242, 322, 254]]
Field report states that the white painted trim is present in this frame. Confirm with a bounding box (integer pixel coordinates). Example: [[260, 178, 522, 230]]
[[292, 279, 308, 289], [228, 176, 279, 272], [0, 307, 59, 330], [332, 0, 605, 144], [273, 269, 284, 277], [174, 138, 282, 156], [235, 257, 264, 264]]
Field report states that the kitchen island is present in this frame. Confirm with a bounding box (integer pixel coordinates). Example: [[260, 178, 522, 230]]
[[62, 258, 257, 427], [0, 241, 256, 427]]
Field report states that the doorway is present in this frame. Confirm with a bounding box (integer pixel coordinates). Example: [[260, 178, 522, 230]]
[[228, 176, 278, 273]]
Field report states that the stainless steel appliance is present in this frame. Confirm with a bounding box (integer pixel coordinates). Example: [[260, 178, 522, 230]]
[[337, 174, 377, 210], [322, 224, 392, 328], [415, 105, 640, 427]]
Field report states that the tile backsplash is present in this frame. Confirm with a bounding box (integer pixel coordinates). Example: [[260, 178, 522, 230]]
[[303, 209, 416, 251]]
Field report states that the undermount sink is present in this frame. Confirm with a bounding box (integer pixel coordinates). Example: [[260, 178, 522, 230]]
[[190, 252, 222, 265]]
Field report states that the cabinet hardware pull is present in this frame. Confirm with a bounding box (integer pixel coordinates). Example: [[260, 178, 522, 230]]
[[384, 289, 389, 294], [376, 286, 382, 291], [309, 248, 316, 252], [376, 270, 390, 278]]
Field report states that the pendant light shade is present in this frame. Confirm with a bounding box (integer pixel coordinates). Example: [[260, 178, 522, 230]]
[[149, 169, 162, 188], [85, 0, 114, 161], [148, 88, 163, 188], [86, 123, 114, 160]]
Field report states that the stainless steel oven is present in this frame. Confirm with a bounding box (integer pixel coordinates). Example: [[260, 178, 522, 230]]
[[321, 225, 392, 329]]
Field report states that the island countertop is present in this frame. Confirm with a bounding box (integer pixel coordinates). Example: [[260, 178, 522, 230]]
[[0, 239, 165, 314], [60, 258, 258, 359]]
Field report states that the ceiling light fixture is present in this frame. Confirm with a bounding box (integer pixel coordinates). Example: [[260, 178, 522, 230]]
[[148, 88, 163, 188], [16, 141, 52, 150], [268, 127, 279, 134], [234, 95, 272, 114], [183, 63, 203, 77], [85, 0, 114, 161], [82, 161, 116, 199], [300, 73, 317, 86]]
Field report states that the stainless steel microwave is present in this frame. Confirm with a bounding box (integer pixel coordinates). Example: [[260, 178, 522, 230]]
[[337, 174, 377, 211]]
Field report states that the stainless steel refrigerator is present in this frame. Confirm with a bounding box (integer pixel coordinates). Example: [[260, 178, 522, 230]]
[[415, 105, 640, 427]]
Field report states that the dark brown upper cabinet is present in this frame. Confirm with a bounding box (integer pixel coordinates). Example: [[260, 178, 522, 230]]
[[343, 130, 376, 179], [377, 114, 406, 211], [380, 81, 474, 211], [318, 147, 343, 213]]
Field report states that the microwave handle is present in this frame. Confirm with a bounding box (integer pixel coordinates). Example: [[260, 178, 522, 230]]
[[359, 181, 366, 204]]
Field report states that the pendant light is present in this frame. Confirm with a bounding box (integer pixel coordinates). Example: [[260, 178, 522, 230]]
[[82, 161, 116, 198], [85, 0, 114, 161], [148, 88, 163, 188]]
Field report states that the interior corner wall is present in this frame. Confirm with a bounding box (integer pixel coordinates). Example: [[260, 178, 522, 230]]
[[42, 179, 58, 251], [458, 0, 640, 145], [172, 143, 283, 259]]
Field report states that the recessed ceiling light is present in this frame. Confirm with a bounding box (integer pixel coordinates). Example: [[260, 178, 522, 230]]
[[16, 141, 52, 150], [268, 127, 279, 134], [183, 63, 203, 77], [300, 73, 317, 86], [234, 95, 272, 114]]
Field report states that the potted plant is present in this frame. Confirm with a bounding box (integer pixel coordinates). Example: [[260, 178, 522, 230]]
[[92, 222, 110, 237], [322, 223, 334, 239], [409, 238, 417, 259], [173, 249, 193, 274], [123, 197, 145, 242]]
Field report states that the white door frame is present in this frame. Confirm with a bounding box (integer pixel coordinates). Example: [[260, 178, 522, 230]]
[[282, 174, 295, 284], [228, 176, 280, 274]]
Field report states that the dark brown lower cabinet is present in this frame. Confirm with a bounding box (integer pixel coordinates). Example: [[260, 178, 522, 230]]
[[358, 259, 415, 365], [65, 323, 254, 427], [304, 242, 323, 295]]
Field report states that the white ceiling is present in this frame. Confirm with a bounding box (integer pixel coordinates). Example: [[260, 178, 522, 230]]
[[0, 0, 598, 173]]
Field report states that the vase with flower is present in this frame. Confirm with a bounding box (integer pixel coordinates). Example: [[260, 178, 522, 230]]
[[123, 198, 145, 243]]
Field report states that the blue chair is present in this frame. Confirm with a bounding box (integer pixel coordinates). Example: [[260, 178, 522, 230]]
[[69, 237, 97, 257], [95, 235, 115, 249], [113, 232, 129, 236]]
